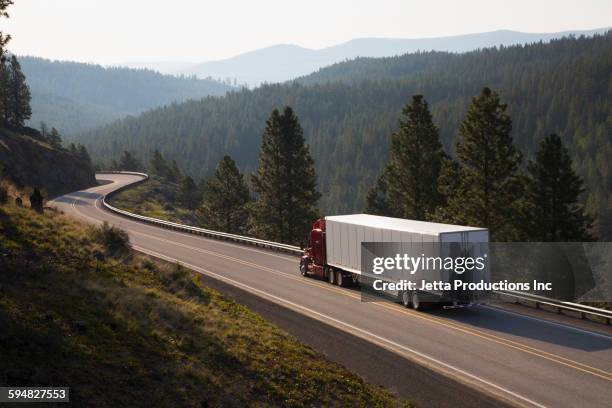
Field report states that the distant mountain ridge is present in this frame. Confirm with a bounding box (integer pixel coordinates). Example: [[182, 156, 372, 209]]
[[72, 33, 612, 238], [182, 28, 609, 85], [116, 61, 199, 75], [21, 57, 234, 135]]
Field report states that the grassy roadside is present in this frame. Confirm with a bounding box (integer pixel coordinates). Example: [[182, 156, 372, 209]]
[[107, 176, 199, 225], [0, 202, 409, 407]]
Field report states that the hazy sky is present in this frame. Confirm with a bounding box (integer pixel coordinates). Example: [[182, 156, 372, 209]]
[[3, 0, 610, 64]]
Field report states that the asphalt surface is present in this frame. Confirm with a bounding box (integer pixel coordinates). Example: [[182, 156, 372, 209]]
[[50, 173, 612, 408]]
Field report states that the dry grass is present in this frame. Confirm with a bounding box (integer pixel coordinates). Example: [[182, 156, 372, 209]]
[[109, 176, 200, 225], [0, 202, 409, 407]]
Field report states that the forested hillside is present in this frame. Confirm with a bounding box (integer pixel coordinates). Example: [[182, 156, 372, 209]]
[[74, 32, 612, 238], [21, 57, 233, 134]]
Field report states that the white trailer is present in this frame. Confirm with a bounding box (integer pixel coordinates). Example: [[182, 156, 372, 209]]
[[323, 214, 489, 309]]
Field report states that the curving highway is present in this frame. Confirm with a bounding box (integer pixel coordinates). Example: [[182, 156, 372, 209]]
[[50, 173, 612, 408]]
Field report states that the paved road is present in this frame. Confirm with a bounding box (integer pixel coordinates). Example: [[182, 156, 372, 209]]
[[51, 173, 612, 408]]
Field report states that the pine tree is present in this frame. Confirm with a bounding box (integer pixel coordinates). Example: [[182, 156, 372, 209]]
[[47, 127, 62, 148], [0, 1, 13, 59], [8, 55, 31, 127], [251, 107, 320, 244], [524, 134, 594, 241], [149, 149, 168, 178], [78, 144, 92, 164], [431, 156, 461, 222], [199, 155, 250, 234], [0, 60, 10, 122], [444, 87, 523, 240], [367, 95, 446, 220], [40, 121, 48, 138], [167, 160, 182, 183], [365, 168, 393, 216], [178, 175, 201, 210], [0, 0, 10, 124], [118, 150, 141, 171], [29, 187, 43, 213]]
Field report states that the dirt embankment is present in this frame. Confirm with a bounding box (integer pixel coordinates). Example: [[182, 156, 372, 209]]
[[0, 125, 95, 197]]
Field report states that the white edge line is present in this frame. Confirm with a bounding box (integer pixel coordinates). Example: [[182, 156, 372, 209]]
[[56, 181, 289, 266], [483, 305, 612, 341], [133, 244, 548, 408], [60, 176, 552, 407], [75, 179, 612, 337]]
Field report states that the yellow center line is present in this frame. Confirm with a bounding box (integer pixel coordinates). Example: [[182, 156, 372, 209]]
[[373, 303, 612, 380], [129, 230, 360, 298], [132, 244, 545, 408], [128, 229, 612, 382], [69, 186, 612, 383]]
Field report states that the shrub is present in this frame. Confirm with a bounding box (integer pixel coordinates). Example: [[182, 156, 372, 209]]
[[30, 188, 44, 213], [93, 221, 131, 257], [0, 186, 7, 204], [158, 263, 208, 301]]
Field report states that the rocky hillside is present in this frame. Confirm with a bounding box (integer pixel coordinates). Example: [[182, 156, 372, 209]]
[[0, 125, 95, 196]]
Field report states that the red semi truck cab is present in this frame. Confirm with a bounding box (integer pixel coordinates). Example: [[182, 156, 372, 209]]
[[300, 218, 327, 278], [300, 217, 360, 287]]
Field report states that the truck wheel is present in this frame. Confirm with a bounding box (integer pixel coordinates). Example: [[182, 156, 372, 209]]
[[336, 270, 344, 287], [299, 261, 308, 276], [412, 291, 422, 311], [401, 291, 411, 308], [327, 268, 335, 285]]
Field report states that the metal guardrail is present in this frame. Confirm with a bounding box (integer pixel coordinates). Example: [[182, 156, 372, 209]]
[[99, 172, 303, 256], [495, 290, 612, 324], [97, 171, 611, 324]]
